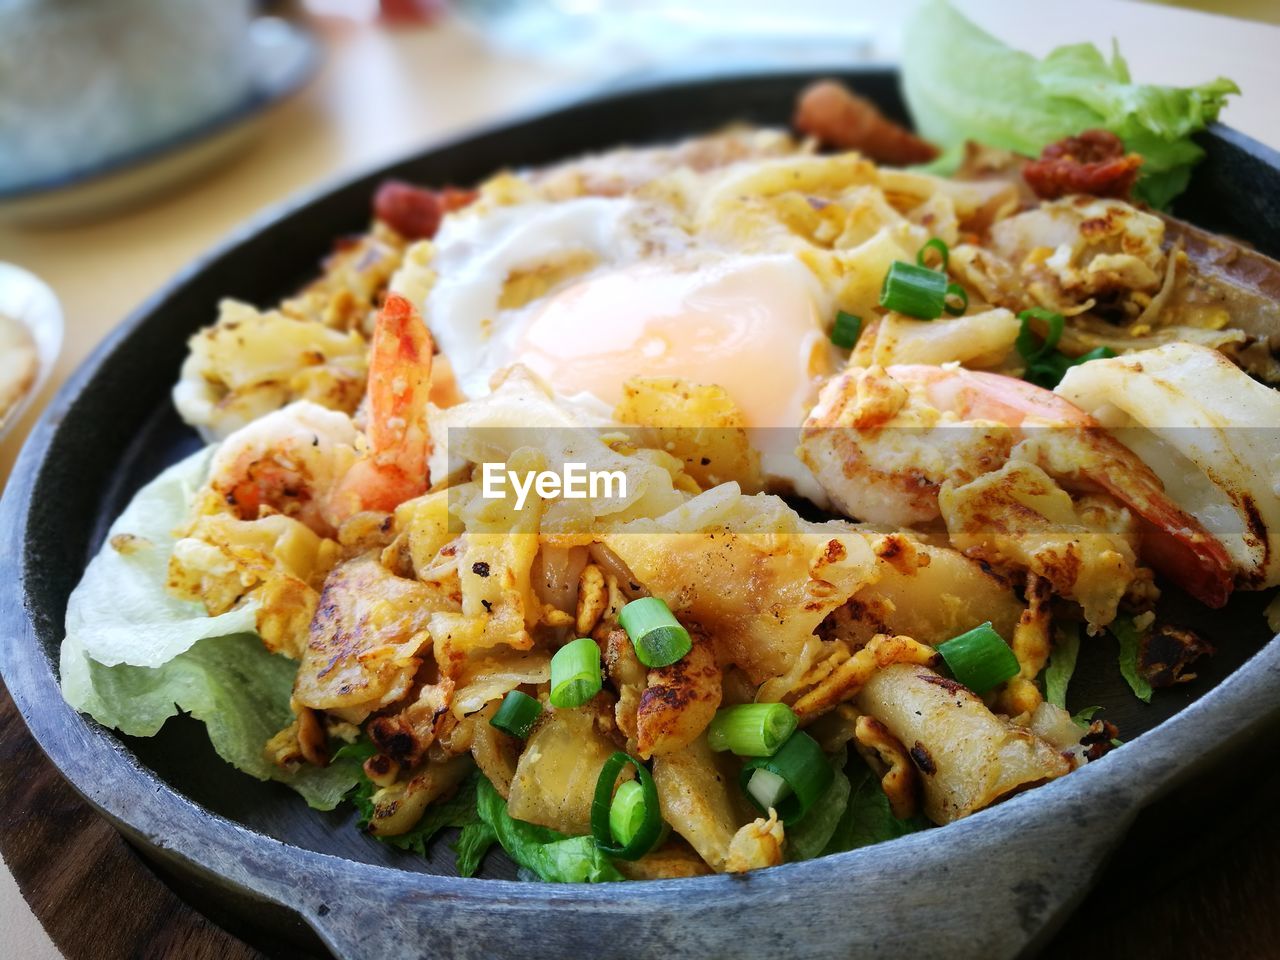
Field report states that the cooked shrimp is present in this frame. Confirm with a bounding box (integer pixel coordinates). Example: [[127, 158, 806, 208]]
[[325, 293, 434, 526], [202, 294, 433, 538], [203, 401, 361, 538], [800, 363, 1235, 609], [1057, 342, 1280, 590], [940, 461, 1143, 627]]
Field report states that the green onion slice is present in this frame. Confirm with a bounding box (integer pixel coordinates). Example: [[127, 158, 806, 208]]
[[830, 310, 863, 349], [943, 282, 968, 316], [549, 636, 602, 708], [746, 768, 791, 811], [706, 702, 798, 756], [916, 237, 950, 271], [738, 731, 833, 823], [879, 261, 948, 320], [936, 621, 1019, 694], [489, 690, 542, 738], [618, 596, 692, 668], [1016, 308, 1065, 362], [591, 752, 663, 860], [608, 780, 647, 847], [1016, 309, 1116, 389]]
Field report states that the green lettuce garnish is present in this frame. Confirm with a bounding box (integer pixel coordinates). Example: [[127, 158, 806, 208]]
[[343, 756, 491, 871], [63, 446, 257, 668], [823, 759, 931, 855], [785, 749, 852, 862], [59, 446, 359, 809], [62, 631, 359, 808], [340, 767, 610, 881], [474, 776, 622, 883], [453, 821, 499, 878], [902, 0, 1238, 207], [1111, 616, 1154, 703], [1072, 705, 1102, 727], [1044, 623, 1081, 709]]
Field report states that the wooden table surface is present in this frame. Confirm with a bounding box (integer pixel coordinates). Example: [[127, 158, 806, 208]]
[[2, 2, 1279, 958]]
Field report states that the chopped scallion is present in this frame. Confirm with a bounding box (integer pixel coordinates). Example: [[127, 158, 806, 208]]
[[831, 310, 863, 349], [943, 282, 968, 316], [706, 702, 798, 757], [608, 780, 647, 847], [549, 637, 602, 708], [937, 621, 1019, 694], [739, 731, 833, 823], [916, 237, 950, 271], [879, 261, 948, 320], [591, 752, 663, 860], [490, 690, 542, 738], [746, 768, 791, 811], [618, 596, 692, 668], [1016, 307, 1065, 362], [1076, 346, 1118, 365], [1016, 309, 1116, 389]]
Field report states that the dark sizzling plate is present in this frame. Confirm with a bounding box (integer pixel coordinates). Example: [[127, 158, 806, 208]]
[[1, 68, 1278, 960]]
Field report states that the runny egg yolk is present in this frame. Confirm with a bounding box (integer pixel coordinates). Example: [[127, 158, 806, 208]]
[[509, 256, 833, 428]]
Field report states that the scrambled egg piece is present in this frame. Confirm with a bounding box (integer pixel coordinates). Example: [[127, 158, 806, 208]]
[[174, 301, 368, 441]]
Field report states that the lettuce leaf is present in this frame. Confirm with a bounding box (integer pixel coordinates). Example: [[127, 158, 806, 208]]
[[1072, 705, 1102, 728], [340, 754, 496, 875], [59, 446, 357, 809], [902, 0, 1238, 207], [1111, 616, 1154, 703], [785, 749, 852, 862], [824, 760, 931, 855], [453, 822, 499, 878], [1044, 623, 1080, 709], [351, 766, 487, 856], [64, 446, 258, 668], [61, 631, 359, 809], [474, 776, 622, 883]]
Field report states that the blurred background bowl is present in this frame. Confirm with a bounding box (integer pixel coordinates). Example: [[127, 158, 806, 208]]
[[0, 0, 255, 192], [0, 2, 318, 226]]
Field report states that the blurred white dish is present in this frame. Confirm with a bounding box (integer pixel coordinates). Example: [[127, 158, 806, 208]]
[[0, 0, 256, 193], [0, 263, 62, 442], [0, 18, 320, 228]]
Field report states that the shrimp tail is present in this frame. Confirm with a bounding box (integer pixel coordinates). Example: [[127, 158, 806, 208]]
[[326, 293, 433, 523], [1140, 522, 1235, 609], [1094, 467, 1235, 608], [875, 364, 1238, 608], [1033, 424, 1235, 608], [366, 292, 432, 462]]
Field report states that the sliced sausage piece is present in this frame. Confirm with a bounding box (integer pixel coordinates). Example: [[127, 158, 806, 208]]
[[794, 80, 939, 165]]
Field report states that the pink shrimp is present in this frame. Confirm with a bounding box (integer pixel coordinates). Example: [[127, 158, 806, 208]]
[[800, 364, 1235, 608], [205, 401, 361, 538], [324, 293, 433, 525]]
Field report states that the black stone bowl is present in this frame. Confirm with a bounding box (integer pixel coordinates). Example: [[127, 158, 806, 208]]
[[2, 68, 1278, 960]]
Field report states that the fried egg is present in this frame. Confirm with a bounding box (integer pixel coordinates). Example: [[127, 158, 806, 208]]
[[409, 193, 839, 499]]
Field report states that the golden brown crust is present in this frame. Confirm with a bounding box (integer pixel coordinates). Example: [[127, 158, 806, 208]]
[[791, 633, 941, 720], [636, 626, 723, 758]]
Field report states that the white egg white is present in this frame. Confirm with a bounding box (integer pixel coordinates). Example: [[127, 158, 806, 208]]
[[418, 192, 841, 502]]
